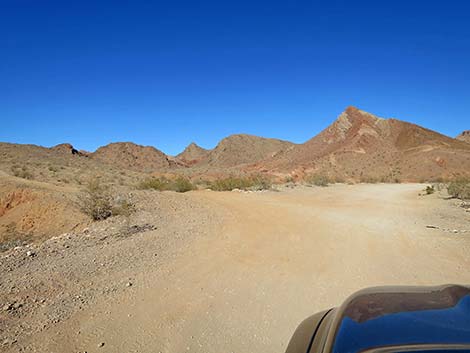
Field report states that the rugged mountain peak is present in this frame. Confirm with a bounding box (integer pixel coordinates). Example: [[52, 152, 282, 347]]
[[317, 107, 386, 146], [185, 142, 207, 152], [51, 143, 88, 156], [339, 106, 384, 124], [176, 142, 210, 166], [456, 130, 470, 143]]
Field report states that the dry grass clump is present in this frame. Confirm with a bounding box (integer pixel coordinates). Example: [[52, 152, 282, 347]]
[[447, 178, 470, 200], [78, 178, 136, 221], [138, 176, 194, 193], [209, 175, 272, 191]]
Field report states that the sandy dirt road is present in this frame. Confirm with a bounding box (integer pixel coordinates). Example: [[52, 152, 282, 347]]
[[19, 184, 470, 352]]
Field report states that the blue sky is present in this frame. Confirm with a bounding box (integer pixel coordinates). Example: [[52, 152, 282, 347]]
[[1, 1, 469, 155]]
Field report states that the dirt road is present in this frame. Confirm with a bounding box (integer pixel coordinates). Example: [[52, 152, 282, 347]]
[[4, 184, 470, 352]]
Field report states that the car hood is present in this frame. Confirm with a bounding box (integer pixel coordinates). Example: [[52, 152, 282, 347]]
[[325, 285, 470, 353]]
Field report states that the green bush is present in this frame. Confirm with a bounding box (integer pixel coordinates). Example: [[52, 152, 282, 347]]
[[305, 174, 330, 187], [447, 178, 470, 200]]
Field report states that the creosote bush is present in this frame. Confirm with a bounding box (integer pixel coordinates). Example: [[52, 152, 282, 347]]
[[447, 178, 470, 200], [305, 174, 330, 187], [78, 178, 113, 221], [138, 176, 194, 193], [171, 177, 195, 193], [359, 176, 379, 184], [78, 178, 135, 221], [208, 175, 272, 191]]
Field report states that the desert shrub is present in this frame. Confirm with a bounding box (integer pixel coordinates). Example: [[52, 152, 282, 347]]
[[425, 185, 435, 195], [333, 176, 346, 184], [138, 176, 194, 193], [284, 175, 295, 183], [111, 198, 136, 217], [78, 178, 113, 221], [360, 176, 379, 184], [79, 179, 136, 221], [168, 177, 195, 192], [138, 177, 168, 191], [209, 175, 272, 191], [209, 177, 249, 191], [447, 178, 470, 200], [193, 178, 211, 189], [430, 177, 445, 183], [305, 174, 330, 187], [249, 175, 272, 191], [11, 165, 33, 179]]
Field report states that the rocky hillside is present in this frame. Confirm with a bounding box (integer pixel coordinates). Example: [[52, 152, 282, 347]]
[[51, 143, 90, 157], [457, 130, 470, 143], [0, 142, 146, 188], [176, 143, 210, 166], [261, 107, 470, 181], [202, 134, 294, 168], [91, 142, 173, 172]]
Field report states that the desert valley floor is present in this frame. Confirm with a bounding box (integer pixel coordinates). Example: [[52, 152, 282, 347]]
[[1, 183, 470, 353]]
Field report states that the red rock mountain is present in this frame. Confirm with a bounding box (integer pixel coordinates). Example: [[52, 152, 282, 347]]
[[262, 107, 470, 181], [456, 130, 470, 143]]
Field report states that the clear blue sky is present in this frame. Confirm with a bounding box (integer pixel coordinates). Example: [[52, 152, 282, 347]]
[[1, 1, 469, 155]]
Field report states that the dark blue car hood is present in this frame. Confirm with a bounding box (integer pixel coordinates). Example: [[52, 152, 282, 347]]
[[325, 285, 470, 353]]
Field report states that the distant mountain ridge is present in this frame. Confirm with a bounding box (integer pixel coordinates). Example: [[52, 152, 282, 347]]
[[1, 106, 469, 181]]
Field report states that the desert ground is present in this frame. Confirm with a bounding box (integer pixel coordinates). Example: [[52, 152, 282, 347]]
[[1, 183, 469, 352]]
